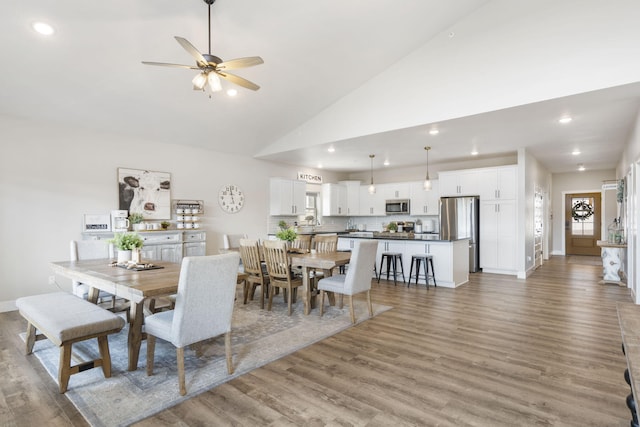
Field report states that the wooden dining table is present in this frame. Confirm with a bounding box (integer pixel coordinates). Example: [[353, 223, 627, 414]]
[[288, 251, 352, 315], [49, 259, 247, 371]]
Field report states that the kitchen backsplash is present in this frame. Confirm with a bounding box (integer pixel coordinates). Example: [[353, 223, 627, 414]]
[[268, 215, 438, 234]]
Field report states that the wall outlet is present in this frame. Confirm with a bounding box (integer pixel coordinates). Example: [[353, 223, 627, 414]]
[[48, 275, 56, 285]]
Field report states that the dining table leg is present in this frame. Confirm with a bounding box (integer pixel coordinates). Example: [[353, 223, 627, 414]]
[[127, 300, 145, 371]]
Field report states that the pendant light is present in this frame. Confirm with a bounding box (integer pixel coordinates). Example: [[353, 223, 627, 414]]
[[423, 146, 432, 191], [368, 154, 376, 194]]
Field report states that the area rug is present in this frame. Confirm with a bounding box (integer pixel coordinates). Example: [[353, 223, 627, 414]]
[[23, 290, 391, 427]]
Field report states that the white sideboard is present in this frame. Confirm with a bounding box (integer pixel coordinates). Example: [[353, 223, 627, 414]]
[[82, 230, 206, 262]]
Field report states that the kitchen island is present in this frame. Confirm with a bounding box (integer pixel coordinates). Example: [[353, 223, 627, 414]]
[[338, 233, 469, 288]]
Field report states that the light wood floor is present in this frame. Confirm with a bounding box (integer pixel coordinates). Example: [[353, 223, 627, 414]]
[[1, 256, 634, 426]]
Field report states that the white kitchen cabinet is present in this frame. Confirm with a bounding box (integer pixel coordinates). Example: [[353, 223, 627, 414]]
[[480, 200, 517, 274], [322, 183, 347, 216], [269, 178, 306, 216], [359, 185, 385, 216], [381, 182, 411, 200], [477, 166, 517, 201], [340, 180, 361, 216], [438, 170, 480, 197], [409, 180, 439, 215]]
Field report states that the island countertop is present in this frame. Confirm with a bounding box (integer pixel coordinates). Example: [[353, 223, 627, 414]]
[[338, 231, 456, 242]]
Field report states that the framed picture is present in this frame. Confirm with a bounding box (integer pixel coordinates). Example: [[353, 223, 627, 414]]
[[118, 168, 171, 220]]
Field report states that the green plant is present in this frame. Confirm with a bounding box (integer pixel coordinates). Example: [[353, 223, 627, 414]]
[[109, 232, 144, 251], [276, 227, 297, 242], [278, 220, 288, 230], [387, 221, 398, 232], [160, 221, 170, 229], [128, 213, 144, 224]]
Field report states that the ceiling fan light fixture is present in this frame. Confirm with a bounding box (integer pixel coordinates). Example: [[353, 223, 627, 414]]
[[192, 72, 207, 90], [207, 72, 222, 92]]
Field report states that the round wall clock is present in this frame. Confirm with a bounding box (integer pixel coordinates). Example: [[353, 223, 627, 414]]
[[218, 184, 244, 213]]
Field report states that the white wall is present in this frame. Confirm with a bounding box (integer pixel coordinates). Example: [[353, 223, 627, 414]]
[[0, 116, 341, 311], [549, 169, 617, 255]]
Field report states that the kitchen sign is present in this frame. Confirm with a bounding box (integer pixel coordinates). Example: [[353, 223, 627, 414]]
[[297, 172, 323, 184]]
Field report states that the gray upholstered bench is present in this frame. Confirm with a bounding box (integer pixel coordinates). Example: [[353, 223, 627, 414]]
[[15, 291, 126, 393]]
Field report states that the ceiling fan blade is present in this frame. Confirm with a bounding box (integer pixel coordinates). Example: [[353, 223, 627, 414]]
[[174, 36, 208, 67], [216, 71, 260, 91], [217, 56, 264, 70], [141, 61, 200, 70]]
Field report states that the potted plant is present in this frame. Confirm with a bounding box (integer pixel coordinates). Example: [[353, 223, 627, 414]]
[[110, 232, 144, 263], [387, 222, 398, 233], [129, 213, 145, 231], [160, 221, 170, 230], [276, 227, 297, 243]]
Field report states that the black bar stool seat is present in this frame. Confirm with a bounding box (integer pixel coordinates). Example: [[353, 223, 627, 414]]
[[377, 252, 405, 285], [408, 254, 437, 288]]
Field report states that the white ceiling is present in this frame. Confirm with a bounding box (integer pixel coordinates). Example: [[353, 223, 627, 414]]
[[2, 0, 640, 175]]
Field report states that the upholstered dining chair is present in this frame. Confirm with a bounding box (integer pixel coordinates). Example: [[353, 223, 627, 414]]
[[222, 233, 248, 251], [145, 253, 240, 396], [238, 238, 269, 308], [318, 240, 378, 324], [69, 240, 116, 306], [262, 240, 302, 316]]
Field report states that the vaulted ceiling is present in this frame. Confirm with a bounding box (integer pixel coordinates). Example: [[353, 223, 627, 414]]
[[2, 0, 640, 174]]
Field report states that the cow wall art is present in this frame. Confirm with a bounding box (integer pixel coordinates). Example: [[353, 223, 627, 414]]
[[118, 168, 171, 220]]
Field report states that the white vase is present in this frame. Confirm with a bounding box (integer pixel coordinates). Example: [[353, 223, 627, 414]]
[[117, 250, 132, 264]]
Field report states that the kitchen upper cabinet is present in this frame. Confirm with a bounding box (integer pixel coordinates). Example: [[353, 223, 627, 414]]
[[477, 166, 517, 201], [409, 180, 439, 215], [269, 178, 306, 216], [438, 170, 480, 196], [381, 182, 410, 200], [480, 200, 517, 273], [322, 183, 347, 216], [359, 185, 385, 216], [323, 181, 361, 216], [341, 180, 361, 216]]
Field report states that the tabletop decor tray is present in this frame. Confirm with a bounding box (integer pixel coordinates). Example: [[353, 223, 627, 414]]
[[116, 263, 164, 271]]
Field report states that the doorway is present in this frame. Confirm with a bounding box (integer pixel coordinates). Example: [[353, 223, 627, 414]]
[[565, 192, 601, 256]]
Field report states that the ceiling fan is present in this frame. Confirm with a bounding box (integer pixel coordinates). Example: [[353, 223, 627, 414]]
[[142, 0, 263, 95]]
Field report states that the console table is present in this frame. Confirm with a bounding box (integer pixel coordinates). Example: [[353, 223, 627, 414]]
[[597, 240, 626, 285]]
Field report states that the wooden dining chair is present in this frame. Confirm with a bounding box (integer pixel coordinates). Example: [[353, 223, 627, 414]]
[[290, 234, 312, 253], [238, 238, 269, 308], [310, 233, 339, 282], [145, 253, 239, 396], [262, 240, 302, 316], [318, 240, 378, 324]]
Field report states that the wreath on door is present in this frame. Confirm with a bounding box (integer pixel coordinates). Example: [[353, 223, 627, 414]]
[[571, 200, 594, 221]]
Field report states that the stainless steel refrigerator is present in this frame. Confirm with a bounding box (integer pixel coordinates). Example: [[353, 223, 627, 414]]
[[440, 196, 480, 272]]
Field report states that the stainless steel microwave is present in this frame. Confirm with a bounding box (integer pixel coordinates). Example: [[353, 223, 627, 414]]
[[385, 199, 410, 215]]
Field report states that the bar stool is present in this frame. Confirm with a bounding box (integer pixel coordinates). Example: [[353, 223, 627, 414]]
[[408, 254, 437, 288], [377, 252, 405, 285]]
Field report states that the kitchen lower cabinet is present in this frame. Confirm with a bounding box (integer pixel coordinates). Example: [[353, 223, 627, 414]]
[[403, 240, 469, 287], [338, 236, 469, 287], [375, 240, 406, 279]]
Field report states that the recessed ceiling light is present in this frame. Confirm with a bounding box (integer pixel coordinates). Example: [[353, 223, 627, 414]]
[[383, 160, 390, 166], [471, 150, 479, 156], [327, 146, 335, 153], [317, 163, 323, 169], [226, 88, 237, 97], [577, 163, 585, 171], [32, 22, 54, 36], [429, 129, 439, 135], [558, 116, 572, 124], [572, 149, 581, 155]]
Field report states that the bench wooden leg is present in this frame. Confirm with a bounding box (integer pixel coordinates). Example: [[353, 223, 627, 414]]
[[25, 323, 36, 355], [97, 335, 112, 378], [59, 344, 72, 394]]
